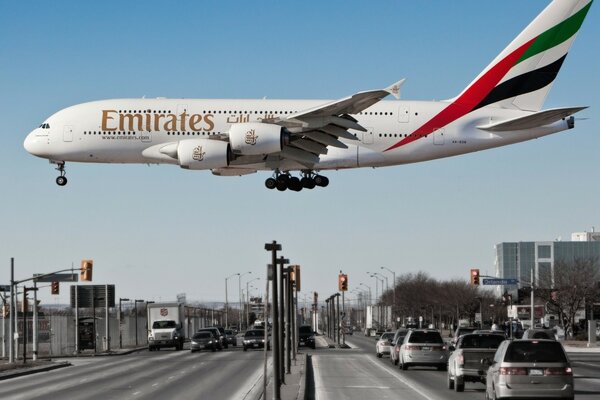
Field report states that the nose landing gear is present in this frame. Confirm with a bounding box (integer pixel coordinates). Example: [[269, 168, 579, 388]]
[[264, 171, 329, 192], [54, 162, 67, 186]]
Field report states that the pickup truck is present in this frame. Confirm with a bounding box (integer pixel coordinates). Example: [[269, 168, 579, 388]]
[[447, 333, 506, 392]]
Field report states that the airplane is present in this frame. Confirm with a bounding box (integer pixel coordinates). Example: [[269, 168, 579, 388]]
[[24, 0, 592, 191]]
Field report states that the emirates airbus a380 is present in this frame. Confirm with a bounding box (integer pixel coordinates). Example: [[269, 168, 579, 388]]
[[24, 0, 592, 191]]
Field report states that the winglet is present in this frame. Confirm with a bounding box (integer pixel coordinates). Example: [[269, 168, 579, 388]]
[[385, 79, 406, 100]]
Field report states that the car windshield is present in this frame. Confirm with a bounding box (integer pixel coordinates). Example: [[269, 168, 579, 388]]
[[460, 334, 505, 349], [245, 330, 263, 337], [193, 332, 211, 340], [299, 326, 312, 334], [152, 320, 176, 329], [531, 331, 554, 339], [505, 341, 567, 363], [408, 331, 443, 344], [457, 328, 477, 336], [225, 330, 233, 335], [381, 333, 395, 341]]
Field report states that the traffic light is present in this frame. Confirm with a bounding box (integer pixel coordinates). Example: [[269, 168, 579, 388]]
[[51, 281, 59, 295], [81, 259, 93, 281], [293, 265, 301, 291], [338, 274, 348, 291], [470, 268, 480, 285]]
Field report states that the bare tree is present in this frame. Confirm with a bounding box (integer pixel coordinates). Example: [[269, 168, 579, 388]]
[[537, 257, 599, 334]]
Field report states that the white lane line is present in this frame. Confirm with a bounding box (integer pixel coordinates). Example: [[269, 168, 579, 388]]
[[345, 385, 391, 389], [167, 375, 175, 380], [365, 356, 435, 400], [133, 391, 141, 396], [152, 383, 159, 387], [312, 355, 325, 400]]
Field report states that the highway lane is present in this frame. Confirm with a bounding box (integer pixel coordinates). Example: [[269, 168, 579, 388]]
[[0, 344, 270, 400], [313, 332, 600, 400]]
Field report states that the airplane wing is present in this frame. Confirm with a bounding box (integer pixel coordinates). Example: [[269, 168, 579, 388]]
[[270, 79, 405, 167], [477, 107, 587, 132]]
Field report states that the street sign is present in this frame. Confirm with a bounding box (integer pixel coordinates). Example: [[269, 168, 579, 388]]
[[482, 278, 518, 285], [0, 284, 11, 292], [70, 285, 115, 307], [34, 273, 78, 283]]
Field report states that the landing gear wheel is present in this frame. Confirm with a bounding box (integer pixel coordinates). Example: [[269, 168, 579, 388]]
[[288, 177, 302, 192], [265, 178, 277, 189], [56, 176, 68, 186], [314, 175, 329, 187], [301, 177, 316, 189], [276, 180, 287, 191]]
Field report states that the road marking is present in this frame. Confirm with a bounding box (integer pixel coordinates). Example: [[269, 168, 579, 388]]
[[133, 391, 141, 396], [365, 356, 435, 400], [345, 385, 391, 389], [168, 375, 175, 380], [152, 383, 159, 387]]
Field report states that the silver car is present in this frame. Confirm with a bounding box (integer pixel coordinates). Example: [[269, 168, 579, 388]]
[[485, 339, 573, 400], [375, 332, 395, 358], [390, 329, 409, 366], [399, 329, 448, 370]]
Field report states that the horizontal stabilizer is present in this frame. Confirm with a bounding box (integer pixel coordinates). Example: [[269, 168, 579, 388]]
[[477, 107, 587, 132]]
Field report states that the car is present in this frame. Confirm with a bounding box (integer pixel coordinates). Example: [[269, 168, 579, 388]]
[[521, 328, 557, 340], [344, 326, 353, 335], [447, 333, 505, 392], [243, 329, 270, 351], [451, 326, 478, 345], [472, 329, 507, 338], [298, 325, 316, 349], [398, 329, 448, 371], [190, 331, 218, 352], [224, 329, 237, 346], [213, 326, 229, 349], [197, 327, 224, 350], [390, 329, 409, 365], [375, 332, 395, 358], [485, 339, 573, 400]]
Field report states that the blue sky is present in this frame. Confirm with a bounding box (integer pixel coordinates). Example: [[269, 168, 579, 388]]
[[1, 1, 598, 307]]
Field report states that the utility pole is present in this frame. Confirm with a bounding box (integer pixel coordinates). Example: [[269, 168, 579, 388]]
[[381, 267, 396, 327], [265, 241, 282, 400], [9, 258, 14, 363]]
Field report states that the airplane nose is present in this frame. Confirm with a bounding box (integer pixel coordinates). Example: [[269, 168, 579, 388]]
[[24, 130, 49, 157]]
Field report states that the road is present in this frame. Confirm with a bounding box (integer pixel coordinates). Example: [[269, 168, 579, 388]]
[[0, 341, 269, 400], [311, 333, 600, 400]]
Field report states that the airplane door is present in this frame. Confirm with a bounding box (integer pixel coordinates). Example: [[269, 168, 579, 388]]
[[63, 125, 73, 142], [362, 127, 374, 144], [433, 128, 445, 145]]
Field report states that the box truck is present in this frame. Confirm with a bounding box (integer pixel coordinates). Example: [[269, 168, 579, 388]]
[[147, 302, 185, 351]]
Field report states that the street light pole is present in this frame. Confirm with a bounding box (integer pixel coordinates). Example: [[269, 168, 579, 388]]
[[246, 277, 260, 329], [225, 273, 239, 329], [119, 297, 130, 349], [134, 299, 144, 347], [238, 271, 251, 330], [381, 267, 396, 327]]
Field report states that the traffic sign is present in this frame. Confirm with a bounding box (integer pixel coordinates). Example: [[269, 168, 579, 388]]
[[482, 278, 518, 285], [34, 273, 78, 283], [0, 284, 11, 292]]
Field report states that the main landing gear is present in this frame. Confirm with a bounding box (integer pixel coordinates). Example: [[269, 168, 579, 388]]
[[54, 162, 67, 186], [265, 171, 329, 192]]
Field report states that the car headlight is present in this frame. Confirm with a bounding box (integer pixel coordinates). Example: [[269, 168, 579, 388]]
[[191, 341, 198, 345], [208, 340, 213, 344]]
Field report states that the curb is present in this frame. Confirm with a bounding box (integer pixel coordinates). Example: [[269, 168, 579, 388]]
[[0, 361, 71, 381]]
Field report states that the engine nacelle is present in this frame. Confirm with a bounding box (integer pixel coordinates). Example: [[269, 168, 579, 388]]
[[229, 122, 289, 155], [176, 139, 231, 170]]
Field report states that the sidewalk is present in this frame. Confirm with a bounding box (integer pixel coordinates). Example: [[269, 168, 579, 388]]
[[262, 352, 307, 400]]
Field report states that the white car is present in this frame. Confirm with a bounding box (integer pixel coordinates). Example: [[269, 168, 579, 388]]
[[376, 332, 395, 358]]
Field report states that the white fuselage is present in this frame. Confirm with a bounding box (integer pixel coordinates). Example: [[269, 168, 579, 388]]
[[24, 98, 570, 173]]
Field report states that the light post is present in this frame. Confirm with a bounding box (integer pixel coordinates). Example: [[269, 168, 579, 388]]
[[359, 283, 372, 305], [246, 277, 260, 329], [119, 297, 130, 349], [381, 267, 396, 327], [134, 299, 144, 347], [225, 273, 239, 328], [238, 271, 251, 330], [369, 272, 388, 327]]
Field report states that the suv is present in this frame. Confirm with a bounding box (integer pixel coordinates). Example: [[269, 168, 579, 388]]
[[485, 339, 573, 400], [298, 325, 316, 349], [243, 329, 269, 351], [398, 329, 448, 370], [521, 328, 557, 340], [197, 327, 224, 350]]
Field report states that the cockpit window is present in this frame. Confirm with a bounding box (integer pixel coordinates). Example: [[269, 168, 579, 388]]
[[39, 123, 50, 129]]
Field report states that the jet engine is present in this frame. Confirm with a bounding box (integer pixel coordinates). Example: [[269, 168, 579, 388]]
[[229, 122, 290, 155], [174, 139, 231, 170]]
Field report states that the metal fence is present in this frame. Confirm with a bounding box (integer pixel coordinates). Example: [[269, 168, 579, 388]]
[[1, 306, 227, 359]]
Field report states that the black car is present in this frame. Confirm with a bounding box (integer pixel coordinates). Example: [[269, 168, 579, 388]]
[[213, 326, 229, 349], [298, 325, 316, 349], [243, 329, 270, 351], [197, 328, 224, 350], [190, 331, 217, 352], [224, 329, 237, 346]]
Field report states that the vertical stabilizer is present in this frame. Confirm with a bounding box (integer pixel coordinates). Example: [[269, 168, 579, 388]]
[[454, 0, 592, 112]]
